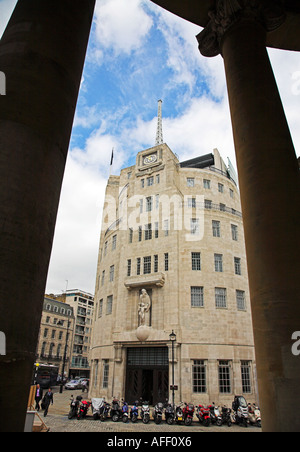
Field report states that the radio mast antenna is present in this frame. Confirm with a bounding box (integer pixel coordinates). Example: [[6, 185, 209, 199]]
[[155, 99, 164, 146]]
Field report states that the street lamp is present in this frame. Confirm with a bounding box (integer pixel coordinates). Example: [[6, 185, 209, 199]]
[[58, 320, 71, 394], [169, 330, 177, 409]]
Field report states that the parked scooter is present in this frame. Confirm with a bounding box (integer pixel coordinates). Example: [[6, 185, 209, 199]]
[[100, 401, 111, 421], [209, 403, 222, 426], [248, 403, 261, 428], [165, 402, 175, 425], [196, 404, 211, 427], [78, 399, 91, 420], [182, 402, 195, 426], [122, 401, 129, 423], [232, 396, 248, 427], [141, 400, 150, 424], [221, 405, 232, 427], [111, 397, 123, 422], [130, 401, 139, 423], [91, 398, 105, 420], [68, 395, 82, 420]]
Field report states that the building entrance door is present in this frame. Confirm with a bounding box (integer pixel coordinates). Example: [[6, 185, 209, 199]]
[[125, 347, 169, 405]]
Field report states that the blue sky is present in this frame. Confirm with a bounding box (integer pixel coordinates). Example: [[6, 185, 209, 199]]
[[1, 0, 300, 294]]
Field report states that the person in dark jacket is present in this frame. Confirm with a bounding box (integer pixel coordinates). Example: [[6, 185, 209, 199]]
[[43, 388, 54, 417], [35, 384, 43, 411]]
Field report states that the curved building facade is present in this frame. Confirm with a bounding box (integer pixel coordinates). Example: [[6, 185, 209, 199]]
[[89, 144, 258, 406]]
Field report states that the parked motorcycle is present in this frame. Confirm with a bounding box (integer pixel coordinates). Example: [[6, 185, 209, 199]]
[[91, 398, 105, 420], [78, 400, 91, 420], [141, 400, 150, 424], [165, 402, 175, 425], [153, 402, 164, 424], [196, 404, 211, 427], [182, 402, 195, 426], [130, 401, 139, 423], [68, 395, 82, 420], [209, 403, 222, 426], [221, 405, 232, 427], [111, 397, 123, 422], [248, 403, 261, 428], [122, 401, 129, 423], [232, 396, 248, 427], [175, 403, 184, 425]]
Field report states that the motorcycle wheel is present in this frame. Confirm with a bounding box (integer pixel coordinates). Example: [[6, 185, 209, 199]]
[[68, 411, 74, 420], [122, 415, 128, 423], [112, 414, 119, 422], [227, 420, 232, 427], [166, 417, 174, 425], [184, 417, 192, 426], [131, 414, 138, 423], [155, 416, 162, 425], [216, 419, 223, 427], [143, 414, 150, 424], [203, 419, 210, 427]]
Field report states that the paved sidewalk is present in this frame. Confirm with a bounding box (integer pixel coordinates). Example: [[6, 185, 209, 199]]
[[40, 388, 261, 433]]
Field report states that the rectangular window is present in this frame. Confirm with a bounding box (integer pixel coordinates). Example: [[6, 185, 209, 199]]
[[191, 252, 201, 271], [155, 194, 159, 209], [144, 256, 151, 274], [137, 258, 141, 275], [141, 179, 145, 189], [191, 287, 204, 308], [164, 253, 169, 272], [188, 197, 196, 208], [107, 295, 113, 315], [212, 220, 221, 238], [112, 235, 117, 250], [234, 257, 242, 275], [103, 360, 109, 389], [109, 265, 114, 282], [146, 196, 153, 212], [154, 255, 158, 273], [101, 270, 105, 286], [218, 183, 224, 193], [147, 176, 154, 186], [215, 288, 227, 308], [140, 199, 143, 213], [138, 226, 142, 242], [99, 299, 103, 318], [127, 259, 132, 277], [164, 219, 169, 236], [155, 222, 159, 239], [203, 179, 211, 189], [129, 228, 133, 244], [219, 361, 232, 394], [145, 223, 152, 240], [187, 178, 195, 187], [193, 360, 207, 393], [231, 224, 238, 241], [191, 218, 200, 235], [156, 174, 160, 184], [241, 361, 252, 394], [236, 290, 246, 310], [214, 254, 223, 272]]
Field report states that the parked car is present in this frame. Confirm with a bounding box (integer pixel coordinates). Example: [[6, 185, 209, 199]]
[[65, 379, 80, 390]]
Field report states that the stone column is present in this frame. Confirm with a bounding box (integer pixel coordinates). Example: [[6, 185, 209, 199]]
[[197, 0, 300, 432], [0, 0, 95, 432]]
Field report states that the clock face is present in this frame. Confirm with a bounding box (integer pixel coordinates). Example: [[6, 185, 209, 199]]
[[144, 154, 157, 165]]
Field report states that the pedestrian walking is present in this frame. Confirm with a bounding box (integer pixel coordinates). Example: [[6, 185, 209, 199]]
[[42, 388, 54, 417], [35, 384, 43, 411]]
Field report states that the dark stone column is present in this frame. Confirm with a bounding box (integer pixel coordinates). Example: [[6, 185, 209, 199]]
[[0, 0, 95, 432], [198, 0, 300, 432]]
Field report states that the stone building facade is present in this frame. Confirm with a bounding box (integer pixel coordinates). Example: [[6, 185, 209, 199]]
[[89, 144, 258, 406]]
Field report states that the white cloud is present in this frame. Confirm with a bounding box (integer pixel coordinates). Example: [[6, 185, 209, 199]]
[[94, 0, 153, 55]]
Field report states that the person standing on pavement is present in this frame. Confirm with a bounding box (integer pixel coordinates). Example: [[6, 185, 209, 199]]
[[43, 388, 54, 417], [35, 384, 43, 411]]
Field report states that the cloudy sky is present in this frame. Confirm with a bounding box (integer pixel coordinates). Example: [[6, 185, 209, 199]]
[[1, 0, 300, 296]]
